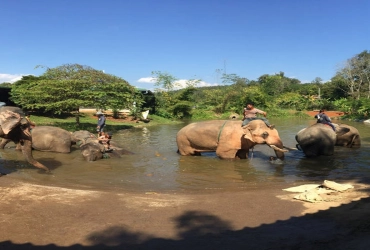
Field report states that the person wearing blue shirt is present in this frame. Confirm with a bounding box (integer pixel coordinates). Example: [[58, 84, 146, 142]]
[[96, 111, 106, 135], [315, 109, 335, 131]]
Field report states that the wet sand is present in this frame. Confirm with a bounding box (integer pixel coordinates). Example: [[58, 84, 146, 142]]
[[1, 176, 370, 250]]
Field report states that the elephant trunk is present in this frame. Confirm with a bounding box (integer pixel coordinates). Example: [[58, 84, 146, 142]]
[[20, 139, 50, 172]]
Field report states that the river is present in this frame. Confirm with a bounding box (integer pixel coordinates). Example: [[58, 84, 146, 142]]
[[1, 118, 370, 193]]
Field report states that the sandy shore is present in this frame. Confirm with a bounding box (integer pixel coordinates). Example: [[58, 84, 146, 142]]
[[1, 176, 370, 250]]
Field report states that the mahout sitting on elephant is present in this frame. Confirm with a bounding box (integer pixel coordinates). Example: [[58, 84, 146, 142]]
[[176, 119, 288, 160], [0, 106, 49, 172], [295, 123, 361, 157]]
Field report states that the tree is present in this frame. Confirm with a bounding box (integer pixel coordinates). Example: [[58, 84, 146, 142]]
[[151, 71, 178, 91], [11, 64, 140, 125], [0, 82, 13, 87], [336, 50, 370, 99]]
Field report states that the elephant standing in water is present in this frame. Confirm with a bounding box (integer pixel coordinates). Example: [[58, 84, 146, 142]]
[[176, 120, 287, 160], [30, 126, 76, 153], [295, 123, 361, 157], [0, 126, 86, 153], [2, 128, 134, 162], [0, 106, 49, 172]]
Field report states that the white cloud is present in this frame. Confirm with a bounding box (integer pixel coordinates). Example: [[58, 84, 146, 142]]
[[0, 73, 24, 83], [136, 77, 219, 90], [137, 77, 156, 83], [174, 79, 219, 89]]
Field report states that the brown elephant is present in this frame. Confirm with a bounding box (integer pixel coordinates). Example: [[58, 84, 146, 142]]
[[0, 126, 89, 153], [334, 123, 361, 147], [79, 137, 134, 161], [176, 120, 287, 160], [0, 106, 49, 172]]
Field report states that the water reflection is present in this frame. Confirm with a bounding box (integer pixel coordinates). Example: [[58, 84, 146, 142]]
[[1, 118, 370, 193]]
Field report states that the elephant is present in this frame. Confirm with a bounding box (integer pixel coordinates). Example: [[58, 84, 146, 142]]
[[295, 123, 361, 157], [2, 128, 134, 162], [295, 123, 337, 157], [176, 119, 287, 160], [0, 106, 49, 172], [30, 126, 76, 153], [334, 123, 361, 147], [79, 137, 134, 161], [0, 127, 91, 153], [69, 131, 134, 161]]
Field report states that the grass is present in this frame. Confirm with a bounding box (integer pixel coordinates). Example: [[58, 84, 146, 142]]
[[29, 112, 182, 133]]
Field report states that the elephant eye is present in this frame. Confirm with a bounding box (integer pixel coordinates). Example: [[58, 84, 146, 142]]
[[262, 132, 269, 139]]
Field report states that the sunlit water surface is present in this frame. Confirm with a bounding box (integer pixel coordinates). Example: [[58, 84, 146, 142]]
[[1, 118, 370, 193]]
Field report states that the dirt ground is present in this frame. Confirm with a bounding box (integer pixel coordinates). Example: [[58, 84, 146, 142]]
[[1, 176, 370, 250], [305, 110, 345, 118]]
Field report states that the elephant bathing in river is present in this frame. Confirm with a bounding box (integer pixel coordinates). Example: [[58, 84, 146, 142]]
[[0, 106, 49, 172], [176, 120, 288, 160], [295, 123, 361, 157], [72, 130, 134, 161], [0, 126, 86, 153]]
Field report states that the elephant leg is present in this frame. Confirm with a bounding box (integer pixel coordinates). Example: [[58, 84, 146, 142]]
[[0, 139, 11, 149], [216, 148, 239, 159], [20, 140, 50, 172], [235, 149, 248, 159]]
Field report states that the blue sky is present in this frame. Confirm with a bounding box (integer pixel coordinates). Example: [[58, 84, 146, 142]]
[[1, 0, 369, 89]]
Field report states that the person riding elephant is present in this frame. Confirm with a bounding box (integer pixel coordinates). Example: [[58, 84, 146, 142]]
[[295, 123, 360, 157], [242, 102, 275, 129], [0, 106, 49, 172], [176, 119, 287, 160], [315, 109, 335, 131]]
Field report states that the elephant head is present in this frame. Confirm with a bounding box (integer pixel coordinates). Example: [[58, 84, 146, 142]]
[[242, 120, 287, 160], [334, 123, 361, 147], [79, 138, 105, 161], [0, 107, 49, 172]]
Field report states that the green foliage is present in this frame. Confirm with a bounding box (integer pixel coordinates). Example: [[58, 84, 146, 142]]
[[190, 109, 218, 120], [275, 92, 307, 110], [170, 101, 193, 118], [10, 64, 141, 116], [151, 71, 178, 91], [0, 82, 13, 87]]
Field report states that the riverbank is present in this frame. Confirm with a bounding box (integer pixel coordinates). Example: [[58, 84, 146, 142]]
[[305, 110, 345, 118], [1, 177, 370, 249]]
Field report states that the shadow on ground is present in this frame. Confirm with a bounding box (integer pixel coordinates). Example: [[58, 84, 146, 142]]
[[1, 194, 370, 250]]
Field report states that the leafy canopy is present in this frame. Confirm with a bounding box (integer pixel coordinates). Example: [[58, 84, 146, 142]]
[[11, 64, 141, 114]]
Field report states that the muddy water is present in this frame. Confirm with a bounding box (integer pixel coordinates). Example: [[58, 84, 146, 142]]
[[1, 118, 370, 193]]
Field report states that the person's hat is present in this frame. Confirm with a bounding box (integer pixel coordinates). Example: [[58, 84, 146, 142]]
[[96, 111, 103, 115]]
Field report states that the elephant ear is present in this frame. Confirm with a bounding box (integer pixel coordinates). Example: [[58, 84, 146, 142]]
[[336, 126, 350, 136], [241, 125, 255, 143], [0, 111, 21, 135]]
